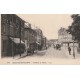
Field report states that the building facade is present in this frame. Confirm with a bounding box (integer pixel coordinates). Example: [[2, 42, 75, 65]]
[[1, 14, 47, 57], [24, 22, 37, 54], [42, 36, 47, 49], [34, 28, 43, 50], [58, 27, 77, 47], [1, 14, 25, 57], [48, 39, 58, 47]]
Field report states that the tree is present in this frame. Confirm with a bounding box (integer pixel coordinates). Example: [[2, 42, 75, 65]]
[[67, 14, 80, 45]]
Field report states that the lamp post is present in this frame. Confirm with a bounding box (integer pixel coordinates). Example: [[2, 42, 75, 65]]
[[72, 36, 75, 59], [71, 27, 75, 59], [20, 23, 21, 57], [12, 37, 14, 58]]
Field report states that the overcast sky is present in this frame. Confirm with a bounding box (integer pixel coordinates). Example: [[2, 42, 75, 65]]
[[17, 14, 73, 40]]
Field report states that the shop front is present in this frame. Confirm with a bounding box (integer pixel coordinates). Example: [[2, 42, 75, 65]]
[[10, 37, 25, 56]]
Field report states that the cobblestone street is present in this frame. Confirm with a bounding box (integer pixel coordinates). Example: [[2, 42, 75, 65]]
[[12, 46, 80, 60], [1, 46, 80, 65]]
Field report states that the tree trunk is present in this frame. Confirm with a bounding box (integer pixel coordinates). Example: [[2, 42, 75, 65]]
[[77, 42, 80, 54], [79, 42, 80, 48]]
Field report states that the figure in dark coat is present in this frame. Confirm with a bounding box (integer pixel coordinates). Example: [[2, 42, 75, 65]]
[[68, 46, 71, 55]]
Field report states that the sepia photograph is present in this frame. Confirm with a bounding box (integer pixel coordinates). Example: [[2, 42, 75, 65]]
[[0, 14, 80, 64], [1, 1, 80, 80]]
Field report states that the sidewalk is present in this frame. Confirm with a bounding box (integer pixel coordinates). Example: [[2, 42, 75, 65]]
[[13, 52, 27, 60], [13, 49, 47, 59], [34, 49, 47, 56], [61, 46, 80, 59], [62, 47, 73, 59]]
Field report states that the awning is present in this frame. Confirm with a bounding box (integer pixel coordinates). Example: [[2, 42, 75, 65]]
[[63, 41, 77, 43], [10, 37, 24, 44], [36, 42, 39, 44]]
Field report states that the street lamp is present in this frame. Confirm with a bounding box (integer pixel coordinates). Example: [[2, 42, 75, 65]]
[[71, 26, 75, 59], [72, 36, 75, 59]]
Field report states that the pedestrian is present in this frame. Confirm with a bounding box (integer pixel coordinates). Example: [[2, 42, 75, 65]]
[[68, 46, 71, 55]]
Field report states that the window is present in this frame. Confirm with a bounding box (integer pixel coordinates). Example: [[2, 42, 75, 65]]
[[10, 25, 13, 36], [2, 24, 6, 34], [2, 40, 8, 53]]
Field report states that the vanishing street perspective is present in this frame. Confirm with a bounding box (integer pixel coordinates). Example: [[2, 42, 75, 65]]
[[1, 14, 80, 60]]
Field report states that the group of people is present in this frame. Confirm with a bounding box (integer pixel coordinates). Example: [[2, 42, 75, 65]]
[[53, 43, 76, 58], [53, 44, 61, 50], [53, 43, 72, 55]]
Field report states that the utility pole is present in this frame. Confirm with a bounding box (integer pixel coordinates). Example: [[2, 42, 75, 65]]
[[12, 37, 14, 58], [73, 36, 75, 59], [12, 16, 14, 58], [73, 40, 75, 59], [36, 26, 38, 53], [20, 22, 21, 57], [71, 27, 75, 59], [25, 40, 27, 56]]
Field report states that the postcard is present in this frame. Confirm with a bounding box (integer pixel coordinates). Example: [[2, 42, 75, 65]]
[[0, 14, 80, 65]]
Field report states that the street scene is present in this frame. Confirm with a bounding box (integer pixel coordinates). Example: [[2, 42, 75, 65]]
[[17, 45, 80, 60], [1, 14, 80, 60]]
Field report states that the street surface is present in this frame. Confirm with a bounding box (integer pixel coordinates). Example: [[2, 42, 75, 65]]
[[16, 46, 80, 59], [1, 46, 80, 65]]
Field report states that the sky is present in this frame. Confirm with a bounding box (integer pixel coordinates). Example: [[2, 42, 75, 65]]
[[17, 14, 73, 40]]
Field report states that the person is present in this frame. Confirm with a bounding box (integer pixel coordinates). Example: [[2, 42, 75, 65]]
[[68, 46, 71, 55]]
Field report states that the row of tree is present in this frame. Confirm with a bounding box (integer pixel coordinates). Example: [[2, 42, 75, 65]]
[[67, 14, 80, 47]]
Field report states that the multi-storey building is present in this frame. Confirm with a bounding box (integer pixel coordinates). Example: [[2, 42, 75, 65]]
[[48, 39, 58, 47], [42, 36, 47, 49], [1, 14, 25, 57], [34, 28, 43, 50], [24, 22, 37, 54], [1, 14, 47, 57], [58, 27, 77, 47]]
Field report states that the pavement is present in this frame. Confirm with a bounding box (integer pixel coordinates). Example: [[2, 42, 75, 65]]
[[13, 49, 47, 60], [61, 46, 80, 59], [42, 46, 80, 59]]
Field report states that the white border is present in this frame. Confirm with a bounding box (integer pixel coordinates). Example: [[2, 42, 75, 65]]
[[0, 0, 80, 80], [0, 0, 80, 14], [0, 65, 80, 80]]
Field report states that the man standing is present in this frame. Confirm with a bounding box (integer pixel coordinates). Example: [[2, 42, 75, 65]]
[[68, 46, 71, 55]]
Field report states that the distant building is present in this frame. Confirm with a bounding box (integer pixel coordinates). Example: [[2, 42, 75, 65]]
[[58, 27, 77, 46], [42, 36, 47, 49], [34, 28, 43, 50], [48, 39, 58, 47]]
